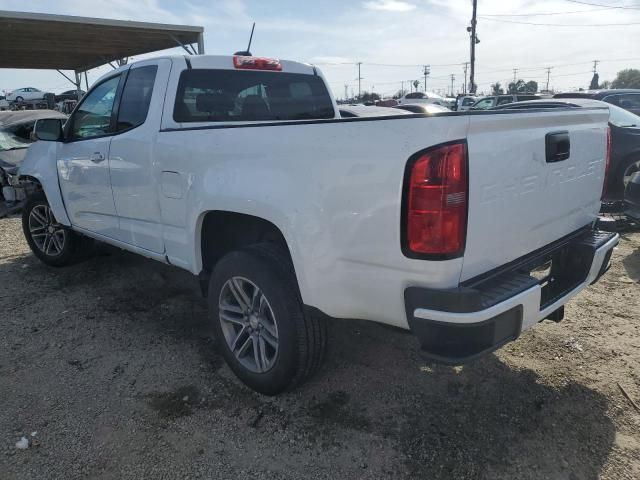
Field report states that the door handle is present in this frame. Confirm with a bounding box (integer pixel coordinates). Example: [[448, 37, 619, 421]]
[[546, 131, 570, 163], [90, 152, 105, 163]]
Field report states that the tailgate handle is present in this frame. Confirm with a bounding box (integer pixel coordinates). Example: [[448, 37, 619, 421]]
[[546, 131, 570, 163]]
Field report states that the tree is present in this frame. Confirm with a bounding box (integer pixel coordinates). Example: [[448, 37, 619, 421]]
[[491, 82, 504, 95], [508, 79, 538, 94], [600, 80, 612, 89], [589, 73, 599, 90], [359, 91, 380, 103], [611, 69, 640, 89]]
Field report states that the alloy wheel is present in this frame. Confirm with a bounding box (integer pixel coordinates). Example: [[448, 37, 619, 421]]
[[28, 204, 66, 256], [218, 276, 279, 373]]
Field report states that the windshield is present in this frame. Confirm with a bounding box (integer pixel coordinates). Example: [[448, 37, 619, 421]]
[[609, 104, 640, 128], [0, 128, 31, 151]]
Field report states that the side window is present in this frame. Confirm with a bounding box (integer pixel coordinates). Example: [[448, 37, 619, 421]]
[[497, 96, 514, 105], [473, 98, 494, 109], [116, 65, 158, 132], [71, 75, 120, 140], [610, 94, 640, 110]]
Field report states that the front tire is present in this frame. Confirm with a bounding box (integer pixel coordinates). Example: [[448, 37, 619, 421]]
[[209, 244, 326, 395], [21, 193, 88, 267]]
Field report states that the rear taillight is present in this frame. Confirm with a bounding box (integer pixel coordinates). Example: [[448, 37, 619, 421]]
[[602, 126, 612, 200], [233, 56, 282, 71], [402, 141, 468, 258]]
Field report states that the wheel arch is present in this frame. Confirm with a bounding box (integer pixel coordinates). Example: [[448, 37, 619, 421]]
[[196, 210, 308, 301]]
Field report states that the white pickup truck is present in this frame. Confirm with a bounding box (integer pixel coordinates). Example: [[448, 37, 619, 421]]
[[16, 54, 618, 394]]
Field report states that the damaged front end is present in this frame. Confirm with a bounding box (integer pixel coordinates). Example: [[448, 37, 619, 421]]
[[0, 166, 39, 218]]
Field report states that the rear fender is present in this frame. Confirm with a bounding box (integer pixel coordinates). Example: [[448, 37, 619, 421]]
[[18, 141, 70, 226]]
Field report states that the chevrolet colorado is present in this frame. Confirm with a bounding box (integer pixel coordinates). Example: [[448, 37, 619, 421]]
[[15, 55, 618, 394]]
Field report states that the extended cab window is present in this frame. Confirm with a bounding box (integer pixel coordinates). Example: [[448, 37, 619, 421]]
[[71, 75, 120, 139], [173, 69, 335, 122], [117, 65, 157, 132]]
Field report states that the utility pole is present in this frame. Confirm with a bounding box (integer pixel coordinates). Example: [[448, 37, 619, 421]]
[[401, 80, 404, 96], [463, 62, 469, 95], [356, 62, 363, 99], [450, 74, 456, 96], [592, 60, 600, 74], [423, 65, 430, 92], [468, 0, 478, 94], [545, 67, 552, 92], [344, 84, 348, 101], [512, 68, 518, 83]]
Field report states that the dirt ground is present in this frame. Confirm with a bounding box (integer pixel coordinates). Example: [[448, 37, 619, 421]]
[[1, 216, 639, 480]]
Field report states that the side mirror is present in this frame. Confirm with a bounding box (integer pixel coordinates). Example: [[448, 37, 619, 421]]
[[34, 118, 64, 142]]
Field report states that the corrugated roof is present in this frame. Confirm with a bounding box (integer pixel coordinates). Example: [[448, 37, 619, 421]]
[[0, 10, 203, 71]]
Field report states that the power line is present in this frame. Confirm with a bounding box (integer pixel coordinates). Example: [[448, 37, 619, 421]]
[[482, 6, 615, 16], [479, 16, 640, 26], [565, 0, 640, 9]]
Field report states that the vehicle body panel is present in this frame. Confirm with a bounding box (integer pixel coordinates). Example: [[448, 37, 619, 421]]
[[462, 108, 608, 280]]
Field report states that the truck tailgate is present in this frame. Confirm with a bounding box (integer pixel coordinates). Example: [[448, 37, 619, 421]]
[[461, 108, 610, 282]]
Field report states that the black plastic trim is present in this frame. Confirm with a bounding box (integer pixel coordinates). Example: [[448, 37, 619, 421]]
[[408, 306, 523, 365], [400, 139, 469, 261]]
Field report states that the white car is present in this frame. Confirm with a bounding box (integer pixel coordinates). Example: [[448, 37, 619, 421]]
[[6, 87, 44, 103], [0, 96, 9, 110], [397, 91, 450, 106], [16, 54, 618, 394]]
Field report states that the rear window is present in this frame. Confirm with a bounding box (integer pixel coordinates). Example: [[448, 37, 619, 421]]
[[173, 69, 335, 122], [405, 92, 425, 99]]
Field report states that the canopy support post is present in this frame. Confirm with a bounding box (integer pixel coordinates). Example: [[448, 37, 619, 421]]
[[74, 71, 82, 101], [197, 32, 205, 54]]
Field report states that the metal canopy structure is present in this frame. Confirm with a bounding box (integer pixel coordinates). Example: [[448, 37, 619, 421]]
[[0, 10, 204, 100]]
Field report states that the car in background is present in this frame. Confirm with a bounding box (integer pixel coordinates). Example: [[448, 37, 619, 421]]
[[0, 110, 67, 216], [554, 89, 640, 116], [455, 95, 478, 111], [471, 94, 542, 110], [392, 103, 450, 114], [396, 91, 450, 107], [338, 104, 410, 117], [492, 98, 640, 207], [55, 89, 86, 102], [5, 87, 45, 103], [0, 96, 9, 111]]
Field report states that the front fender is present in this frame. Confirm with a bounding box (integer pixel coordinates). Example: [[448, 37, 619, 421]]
[[19, 141, 70, 226]]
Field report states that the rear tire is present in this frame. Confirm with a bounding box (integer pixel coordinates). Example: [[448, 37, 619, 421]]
[[209, 243, 326, 395], [21, 193, 91, 267]]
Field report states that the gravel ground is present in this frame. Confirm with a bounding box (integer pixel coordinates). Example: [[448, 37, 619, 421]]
[[1, 216, 639, 480]]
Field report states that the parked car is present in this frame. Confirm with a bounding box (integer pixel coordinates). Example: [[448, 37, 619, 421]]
[[17, 55, 617, 394], [0, 96, 9, 111], [396, 91, 449, 106], [55, 89, 86, 103], [6, 87, 45, 103], [471, 94, 542, 110], [0, 110, 67, 216], [493, 98, 640, 205], [455, 95, 478, 111], [392, 103, 450, 114], [339, 105, 409, 117], [554, 89, 640, 116]]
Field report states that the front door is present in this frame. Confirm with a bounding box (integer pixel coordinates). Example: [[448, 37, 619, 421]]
[[57, 74, 121, 237]]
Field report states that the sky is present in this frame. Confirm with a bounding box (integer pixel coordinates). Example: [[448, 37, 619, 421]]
[[1, 0, 639, 98]]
